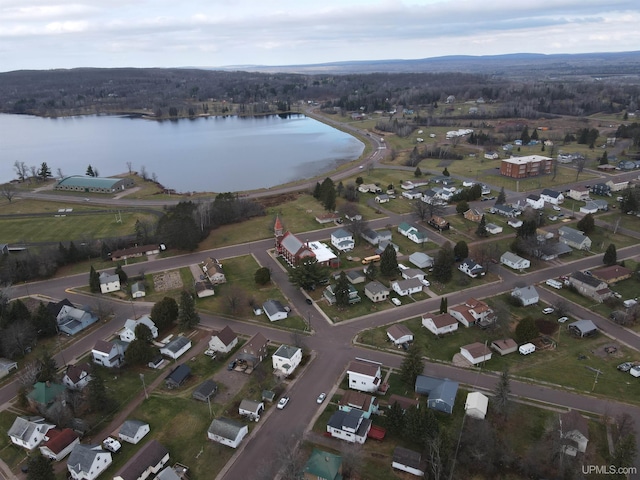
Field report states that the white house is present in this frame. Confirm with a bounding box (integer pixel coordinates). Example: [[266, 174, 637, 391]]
[[201, 257, 226, 285], [460, 342, 492, 365], [409, 252, 433, 269], [118, 419, 150, 444], [113, 440, 169, 480], [525, 194, 545, 210], [326, 409, 372, 444], [500, 251, 531, 271], [458, 259, 485, 278], [568, 188, 590, 201], [347, 360, 382, 393], [508, 218, 523, 229], [386, 324, 414, 345], [402, 189, 423, 200], [540, 188, 564, 205], [364, 281, 390, 303], [62, 363, 92, 391], [465, 392, 489, 420], [91, 340, 125, 368], [98, 272, 120, 294], [422, 313, 458, 336], [272, 344, 302, 376], [8, 417, 55, 450], [160, 336, 192, 360], [511, 286, 539, 306], [561, 410, 589, 456], [39, 428, 80, 461], [208, 325, 238, 354], [449, 298, 494, 327], [130, 281, 146, 298], [238, 399, 265, 421], [375, 193, 390, 203], [401, 268, 427, 283], [485, 223, 503, 235], [207, 418, 248, 449], [119, 315, 158, 343], [262, 299, 288, 322], [331, 228, 355, 252], [67, 444, 112, 480], [398, 222, 428, 244], [392, 447, 425, 477], [391, 278, 423, 297]]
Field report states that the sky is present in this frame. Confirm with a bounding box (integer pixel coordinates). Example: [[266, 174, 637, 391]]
[[1, 0, 639, 72]]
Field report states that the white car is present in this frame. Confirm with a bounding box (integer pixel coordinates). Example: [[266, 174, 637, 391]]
[[277, 396, 290, 410], [102, 437, 121, 453], [391, 298, 401, 306], [552, 205, 561, 211], [542, 307, 555, 315], [558, 316, 568, 323], [316, 393, 327, 404]]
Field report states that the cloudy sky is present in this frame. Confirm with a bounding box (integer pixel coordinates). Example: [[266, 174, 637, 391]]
[[1, 0, 638, 72]]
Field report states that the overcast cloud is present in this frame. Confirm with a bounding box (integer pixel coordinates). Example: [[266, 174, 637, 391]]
[[0, 0, 638, 71]]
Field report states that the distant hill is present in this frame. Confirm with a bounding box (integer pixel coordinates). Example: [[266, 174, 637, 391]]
[[211, 51, 640, 78]]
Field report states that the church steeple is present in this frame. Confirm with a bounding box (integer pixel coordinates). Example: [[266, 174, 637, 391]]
[[274, 215, 284, 237]]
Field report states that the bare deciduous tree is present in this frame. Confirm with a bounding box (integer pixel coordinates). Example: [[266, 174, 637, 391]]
[[13, 161, 28, 182], [126, 161, 133, 174], [140, 165, 148, 180], [56, 167, 64, 179], [574, 155, 587, 181], [0, 183, 17, 203]]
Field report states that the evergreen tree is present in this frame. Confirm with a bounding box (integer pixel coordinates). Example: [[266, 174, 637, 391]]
[[520, 126, 530, 145], [405, 406, 428, 445], [400, 342, 425, 387], [380, 243, 399, 277], [150, 297, 179, 332], [58, 242, 68, 265], [67, 241, 80, 263], [288, 258, 329, 290], [86, 165, 95, 177], [442, 167, 450, 177], [414, 166, 422, 177], [455, 200, 469, 215], [254, 267, 271, 285], [334, 271, 351, 308], [530, 128, 539, 140], [320, 177, 337, 212], [439, 297, 448, 314], [515, 317, 539, 343], [492, 368, 511, 417], [88, 369, 114, 412], [386, 400, 406, 435], [453, 241, 468, 260], [36, 349, 58, 383], [600, 150, 609, 165], [364, 262, 378, 280], [475, 215, 488, 237], [178, 290, 200, 329], [603, 243, 617, 266], [38, 162, 52, 182], [355, 176, 364, 185], [27, 452, 55, 480], [125, 324, 155, 365], [89, 265, 101, 293], [577, 213, 595, 234], [7, 299, 31, 325], [495, 187, 506, 205], [432, 242, 454, 283], [114, 263, 128, 285], [33, 302, 57, 338]]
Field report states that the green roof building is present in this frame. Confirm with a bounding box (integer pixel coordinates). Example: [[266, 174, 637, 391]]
[[28, 382, 66, 406], [303, 449, 343, 480], [55, 175, 134, 193]]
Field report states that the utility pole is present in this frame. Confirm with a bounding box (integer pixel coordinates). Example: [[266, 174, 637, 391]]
[[140, 373, 148, 399]]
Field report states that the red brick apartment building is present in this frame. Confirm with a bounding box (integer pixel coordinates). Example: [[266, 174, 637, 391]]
[[500, 155, 553, 178]]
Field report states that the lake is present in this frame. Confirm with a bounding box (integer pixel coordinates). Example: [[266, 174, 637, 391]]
[[0, 113, 364, 192]]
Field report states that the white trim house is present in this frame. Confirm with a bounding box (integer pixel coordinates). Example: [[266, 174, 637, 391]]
[[272, 344, 302, 376], [207, 418, 248, 449], [67, 444, 113, 480], [119, 315, 158, 343], [386, 324, 413, 345], [500, 251, 531, 271], [391, 278, 423, 297], [331, 228, 355, 252], [422, 313, 459, 336], [347, 360, 382, 393], [99, 272, 120, 294], [8, 417, 55, 450]]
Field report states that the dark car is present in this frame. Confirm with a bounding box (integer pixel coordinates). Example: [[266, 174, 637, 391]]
[[305, 298, 313, 305], [227, 360, 237, 371]]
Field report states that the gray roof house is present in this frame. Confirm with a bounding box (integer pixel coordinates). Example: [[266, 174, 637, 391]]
[[56, 305, 98, 336], [207, 418, 248, 449], [568, 320, 598, 338], [558, 226, 592, 250], [118, 419, 150, 444], [331, 228, 355, 252], [409, 252, 434, 269], [392, 447, 426, 478], [569, 271, 612, 303], [165, 364, 191, 389], [511, 286, 539, 306], [113, 439, 169, 480], [8, 416, 55, 450], [414, 375, 459, 414], [346, 270, 366, 284], [193, 380, 218, 402], [263, 299, 288, 321], [361, 229, 392, 246], [67, 444, 112, 480], [160, 336, 192, 360], [364, 281, 390, 303]]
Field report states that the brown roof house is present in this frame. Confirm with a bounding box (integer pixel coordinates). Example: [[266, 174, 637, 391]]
[[347, 360, 382, 393], [449, 298, 493, 327], [201, 257, 226, 285], [560, 410, 589, 456], [490, 339, 518, 356], [592, 265, 633, 284], [208, 325, 238, 354], [338, 391, 379, 418], [422, 313, 458, 336], [238, 332, 268, 369], [460, 343, 492, 365], [386, 324, 414, 346], [568, 271, 613, 303]]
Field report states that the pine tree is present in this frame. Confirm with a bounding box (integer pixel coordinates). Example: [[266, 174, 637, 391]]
[[36, 349, 58, 383], [492, 368, 511, 417], [334, 271, 351, 307], [125, 325, 155, 365], [439, 297, 448, 314], [89, 265, 101, 293], [521, 126, 530, 145], [150, 297, 179, 331], [432, 242, 454, 283], [386, 400, 406, 435], [600, 150, 609, 165], [86, 165, 95, 177], [380, 244, 399, 277], [414, 166, 422, 177], [495, 187, 506, 205], [364, 262, 377, 280], [178, 290, 200, 329], [476, 215, 488, 237], [33, 302, 57, 338], [400, 342, 425, 387], [254, 267, 271, 285], [27, 452, 55, 480], [58, 242, 68, 265], [88, 369, 114, 412], [38, 162, 52, 182], [67, 241, 80, 263], [603, 243, 617, 266], [442, 167, 450, 177], [577, 213, 595, 234], [115, 263, 128, 285], [453, 241, 468, 260]]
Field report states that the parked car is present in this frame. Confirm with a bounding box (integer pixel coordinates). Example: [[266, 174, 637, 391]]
[[542, 307, 555, 314], [552, 205, 561, 211], [391, 298, 401, 306], [617, 362, 633, 372], [316, 393, 327, 404], [204, 349, 217, 358], [103, 437, 121, 453], [227, 360, 237, 371], [277, 396, 290, 409], [558, 316, 568, 323], [305, 298, 313, 305]]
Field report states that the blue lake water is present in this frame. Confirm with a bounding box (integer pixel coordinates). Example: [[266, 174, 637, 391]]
[[0, 113, 364, 192]]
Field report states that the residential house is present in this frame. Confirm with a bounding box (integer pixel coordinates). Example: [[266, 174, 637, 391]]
[[238, 399, 264, 421], [39, 428, 80, 461], [67, 444, 112, 480], [402, 189, 423, 200], [323, 283, 361, 305], [507, 218, 523, 229], [194, 280, 215, 298], [401, 179, 430, 190], [465, 392, 489, 420], [484, 151, 499, 160], [386, 324, 414, 346], [364, 281, 390, 303], [99, 272, 120, 294], [568, 320, 598, 338], [427, 216, 450, 231], [165, 364, 191, 389], [110, 245, 159, 262], [272, 344, 302, 376], [511, 286, 539, 306], [375, 193, 390, 203], [238, 332, 268, 369], [458, 258, 485, 278], [463, 209, 483, 223], [567, 188, 590, 201], [500, 251, 531, 271], [358, 183, 382, 194], [208, 325, 238, 354], [262, 299, 288, 321], [422, 313, 458, 336], [606, 180, 629, 192], [540, 189, 564, 205], [201, 257, 226, 285], [315, 212, 341, 224], [91, 340, 125, 368], [147, 355, 164, 370], [449, 298, 494, 327], [398, 222, 429, 244], [392, 447, 425, 477], [347, 360, 382, 393], [460, 342, 492, 365], [361, 228, 392, 246], [299, 241, 339, 267], [490, 204, 518, 217], [119, 315, 158, 343], [391, 278, 423, 296], [131, 282, 146, 299], [415, 375, 459, 414], [160, 336, 192, 360], [56, 304, 98, 336], [591, 183, 611, 196], [409, 252, 433, 269], [485, 223, 503, 235], [8, 416, 55, 450], [118, 420, 150, 444], [303, 449, 343, 480], [62, 363, 92, 390], [579, 201, 599, 214], [27, 382, 66, 410], [346, 270, 366, 284], [326, 409, 372, 444], [560, 410, 589, 456], [192, 380, 218, 402], [401, 268, 427, 284], [490, 338, 518, 356], [375, 240, 400, 256], [500, 155, 553, 178], [207, 418, 248, 448], [592, 265, 633, 284], [569, 271, 612, 302], [388, 394, 420, 412], [525, 194, 545, 210], [113, 439, 169, 480], [338, 391, 379, 419], [331, 228, 355, 252]]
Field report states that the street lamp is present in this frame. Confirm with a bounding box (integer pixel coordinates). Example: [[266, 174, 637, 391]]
[[139, 373, 148, 399]]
